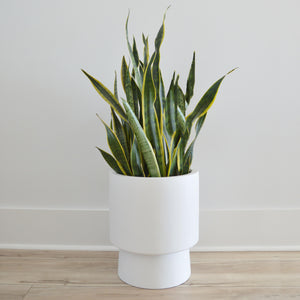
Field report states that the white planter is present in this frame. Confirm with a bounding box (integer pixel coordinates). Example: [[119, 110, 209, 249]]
[[109, 171, 199, 289]]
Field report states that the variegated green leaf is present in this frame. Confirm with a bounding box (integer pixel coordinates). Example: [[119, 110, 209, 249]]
[[131, 77, 142, 123], [165, 73, 177, 135], [101, 119, 132, 175], [141, 53, 156, 144], [96, 147, 123, 174], [186, 68, 237, 129], [123, 99, 161, 177], [177, 106, 186, 135], [142, 52, 166, 176], [185, 52, 195, 104], [139, 63, 144, 81], [114, 71, 119, 100], [130, 137, 144, 176], [159, 71, 167, 139], [153, 16, 165, 90], [122, 120, 133, 157], [142, 34, 149, 67], [121, 56, 138, 116], [177, 142, 183, 174], [163, 134, 171, 170], [183, 113, 207, 174], [175, 77, 186, 115], [153, 55, 161, 125], [81, 69, 127, 121], [182, 151, 192, 175], [152, 19, 165, 133], [111, 109, 130, 160], [132, 37, 139, 67], [168, 142, 179, 176], [126, 13, 143, 89], [142, 54, 165, 176], [154, 20, 165, 51], [169, 131, 180, 159], [159, 70, 166, 111], [153, 109, 166, 176]]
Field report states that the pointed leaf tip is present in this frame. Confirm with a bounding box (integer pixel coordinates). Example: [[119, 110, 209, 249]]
[[164, 5, 171, 20], [227, 67, 239, 75]]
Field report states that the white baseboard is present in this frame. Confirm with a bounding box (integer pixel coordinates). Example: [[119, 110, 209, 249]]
[[1, 208, 300, 251]]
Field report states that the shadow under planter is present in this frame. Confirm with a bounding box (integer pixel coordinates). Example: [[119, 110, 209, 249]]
[[109, 171, 199, 289]]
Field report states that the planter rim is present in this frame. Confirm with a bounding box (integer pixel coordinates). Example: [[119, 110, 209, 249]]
[[110, 170, 198, 180]]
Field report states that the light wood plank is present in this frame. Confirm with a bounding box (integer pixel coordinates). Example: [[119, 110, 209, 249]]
[[191, 251, 300, 262], [23, 285, 300, 300], [2, 250, 300, 288], [0, 254, 120, 285], [0, 284, 31, 300], [190, 252, 300, 287], [2, 249, 300, 260]]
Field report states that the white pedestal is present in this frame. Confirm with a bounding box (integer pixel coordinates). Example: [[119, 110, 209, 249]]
[[118, 249, 191, 289]]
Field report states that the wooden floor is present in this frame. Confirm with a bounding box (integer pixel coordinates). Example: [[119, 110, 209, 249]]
[[1, 250, 300, 299]]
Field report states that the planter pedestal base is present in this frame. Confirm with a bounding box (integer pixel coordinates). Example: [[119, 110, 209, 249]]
[[118, 249, 191, 289]]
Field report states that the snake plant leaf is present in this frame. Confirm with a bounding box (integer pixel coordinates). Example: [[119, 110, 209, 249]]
[[159, 70, 166, 111], [153, 109, 166, 176], [185, 52, 195, 104], [111, 109, 130, 160], [122, 120, 133, 157], [130, 137, 144, 176], [174, 117, 185, 174], [167, 141, 180, 176], [163, 134, 171, 169], [139, 59, 144, 69], [175, 75, 186, 116], [186, 68, 237, 129], [123, 99, 161, 177], [139, 63, 144, 81], [126, 13, 143, 89], [169, 131, 180, 159], [132, 37, 139, 67], [177, 106, 186, 135], [182, 151, 192, 175], [96, 147, 123, 175], [183, 113, 207, 174], [165, 73, 177, 135], [121, 56, 138, 116], [158, 72, 166, 136], [154, 20, 165, 51], [142, 53, 156, 143], [153, 15, 165, 89], [177, 141, 183, 174], [114, 71, 119, 100], [152, 19, 165, 132], [142, 34, 149, 67], [81, 69, 127, 121], [152, 55, 160, 100], [141, 53, 165, 177], [101, 119, 132, 175], [131, 77, 142, 123], [153, 56, 162, 131], [143, 53, 166, 176]]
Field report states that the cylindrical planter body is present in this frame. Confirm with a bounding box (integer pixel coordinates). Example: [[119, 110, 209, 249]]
[[109, 171, 199, 289]]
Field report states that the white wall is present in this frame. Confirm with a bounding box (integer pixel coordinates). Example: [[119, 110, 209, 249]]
[[0, 0, 300, 249]]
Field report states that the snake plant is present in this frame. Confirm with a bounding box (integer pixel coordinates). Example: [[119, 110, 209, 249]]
[[82, 12, 236, 177]]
